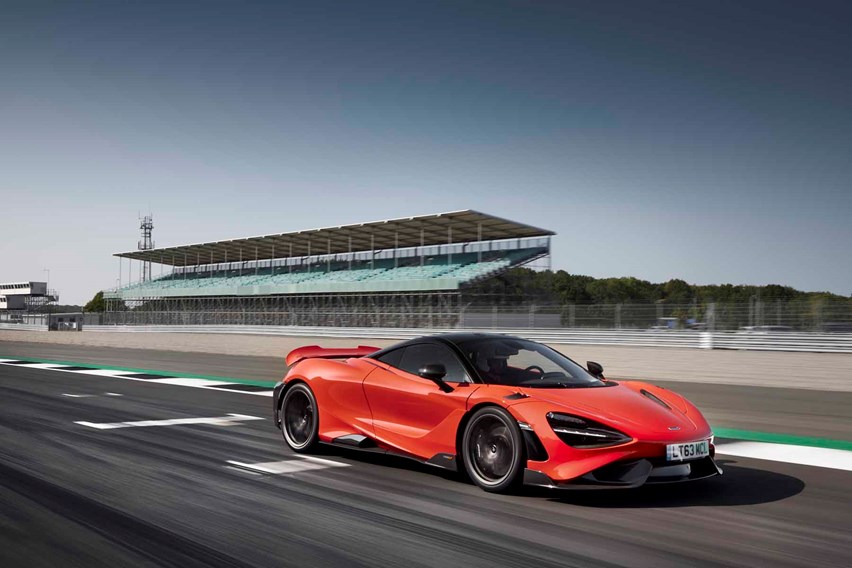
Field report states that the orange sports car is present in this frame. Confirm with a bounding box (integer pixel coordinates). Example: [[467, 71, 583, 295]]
[[272, 333, 721, 493]]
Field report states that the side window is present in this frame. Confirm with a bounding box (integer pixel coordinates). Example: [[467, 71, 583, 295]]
[[398, 343, 469, 383], [375, 347, 404, 369]]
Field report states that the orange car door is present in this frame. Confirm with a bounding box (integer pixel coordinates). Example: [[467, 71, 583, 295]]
[[363, 343, 476, 460]]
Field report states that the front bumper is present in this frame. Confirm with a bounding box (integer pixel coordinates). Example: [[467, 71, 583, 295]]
[[524, 455, 723, 489]]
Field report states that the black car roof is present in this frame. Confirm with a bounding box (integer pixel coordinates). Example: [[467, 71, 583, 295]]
[[424, 332, 521, 345], [371, 332, 524, 355]]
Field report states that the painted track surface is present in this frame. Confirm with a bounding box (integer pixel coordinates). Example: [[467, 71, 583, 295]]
[[1, 359, 851, 567]]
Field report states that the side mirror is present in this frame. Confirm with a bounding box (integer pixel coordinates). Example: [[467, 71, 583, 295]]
[[587, 361, 605, 379], [418, 364, 454, 392], [418, 363, 446, 380]]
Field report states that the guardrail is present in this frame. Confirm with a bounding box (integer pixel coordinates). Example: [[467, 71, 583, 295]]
[[83, 325, 852, 353], [0, 323, 46, 331]]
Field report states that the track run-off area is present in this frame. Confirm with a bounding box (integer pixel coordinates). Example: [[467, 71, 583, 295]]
[[1, 339, 850, 567]]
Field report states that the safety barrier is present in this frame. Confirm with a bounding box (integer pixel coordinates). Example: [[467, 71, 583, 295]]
[[0, 323, 46, 331], [83, 325, 852, 353]]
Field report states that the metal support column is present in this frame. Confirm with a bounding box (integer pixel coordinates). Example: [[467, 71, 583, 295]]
[[448, 225, 453, 266], [477, 222, 482, 263]]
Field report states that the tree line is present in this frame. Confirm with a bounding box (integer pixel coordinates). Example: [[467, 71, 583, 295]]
[[465, 267, 851, 307]]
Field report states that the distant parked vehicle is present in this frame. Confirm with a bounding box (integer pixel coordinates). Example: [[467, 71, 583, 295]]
[[737, 325, 795, 333]]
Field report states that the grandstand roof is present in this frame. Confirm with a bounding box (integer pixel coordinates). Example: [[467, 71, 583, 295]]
[[114, 210, 554, 267]]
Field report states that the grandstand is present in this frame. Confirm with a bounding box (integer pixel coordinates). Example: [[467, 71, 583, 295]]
[[105, 210, 553, 327]]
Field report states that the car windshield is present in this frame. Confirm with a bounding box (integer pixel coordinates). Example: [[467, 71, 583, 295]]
[[457, 338, 606, 388]]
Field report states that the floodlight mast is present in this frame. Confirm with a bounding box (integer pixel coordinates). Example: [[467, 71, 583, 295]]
[[138, 214, 155, 283]]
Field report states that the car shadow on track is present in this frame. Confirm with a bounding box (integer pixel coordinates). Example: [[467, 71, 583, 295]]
[[310, 448, 804, 507], [540, 459, 805, 508]]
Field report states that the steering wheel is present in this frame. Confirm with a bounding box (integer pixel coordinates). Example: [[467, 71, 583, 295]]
[[523, 365, 545, 375]]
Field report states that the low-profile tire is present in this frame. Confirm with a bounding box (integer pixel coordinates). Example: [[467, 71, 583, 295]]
[[280, 383, 319, 453], [461, 406, 525, 493]]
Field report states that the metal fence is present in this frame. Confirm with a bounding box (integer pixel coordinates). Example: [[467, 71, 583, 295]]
[[6, 300, 850, 352], [457, 300, 852, 332], [94, 300, 852, 332], [81, 324, 852, 353], [73, 295, 852, 333]]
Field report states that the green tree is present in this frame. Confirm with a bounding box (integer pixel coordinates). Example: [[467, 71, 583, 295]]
[[84, 291, 105, 312], [662, 279, 694, 304], [553, 272, 595, 304]]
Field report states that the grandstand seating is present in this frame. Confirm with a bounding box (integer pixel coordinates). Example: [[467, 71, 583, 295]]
[[116, 247, 546, 298]]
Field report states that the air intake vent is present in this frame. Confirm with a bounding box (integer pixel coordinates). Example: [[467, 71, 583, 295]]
[[641, 389, 671, 410]]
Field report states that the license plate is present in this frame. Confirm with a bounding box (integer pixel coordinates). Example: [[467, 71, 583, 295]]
[[666, 439, 710, 462]]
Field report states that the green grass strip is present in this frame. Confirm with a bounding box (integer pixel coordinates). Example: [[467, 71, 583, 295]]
[[714, 427, 852, 452], [0, 354, 278, 388]]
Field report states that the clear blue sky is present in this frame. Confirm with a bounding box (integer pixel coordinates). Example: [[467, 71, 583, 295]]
[[2, 0, 850, 304]]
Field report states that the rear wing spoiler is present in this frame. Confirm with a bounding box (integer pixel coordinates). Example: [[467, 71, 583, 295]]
[[285, 345, 381, 367]]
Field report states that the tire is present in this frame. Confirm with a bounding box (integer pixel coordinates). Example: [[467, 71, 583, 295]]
[[280, 383, 319, 452], [461, 407, 525, 493]]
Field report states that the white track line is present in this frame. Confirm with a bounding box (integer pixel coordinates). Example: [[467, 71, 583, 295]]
[[62, 392, 124, 398], [716, 441, 852, 472], [75, 369, 139, 377], [76, 413, 263, 430], [227, 455, 350, 474], [0, 360, 275, 397], [148, 377, 237, 387]]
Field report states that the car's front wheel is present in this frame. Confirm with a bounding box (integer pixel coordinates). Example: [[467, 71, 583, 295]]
[[280, 383, 319, 452], [461, 407, 525, 493]]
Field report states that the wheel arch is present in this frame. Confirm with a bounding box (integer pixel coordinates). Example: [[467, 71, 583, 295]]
[[274, 377, 311, 428]]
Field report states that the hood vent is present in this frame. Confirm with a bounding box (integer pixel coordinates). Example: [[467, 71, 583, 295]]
[[640, 389, 671, 410], [504, 392, 529, 400]]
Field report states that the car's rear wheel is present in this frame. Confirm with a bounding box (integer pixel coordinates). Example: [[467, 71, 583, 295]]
[[461, 407, 525, 493], [280, 383, 319, 452]]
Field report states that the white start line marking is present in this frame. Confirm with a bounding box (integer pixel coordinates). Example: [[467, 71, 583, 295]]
[[76, 413, 264, 430], [715, 441, 852, 472], [0, 360, 274, 397], [227, 455, 350, 475]]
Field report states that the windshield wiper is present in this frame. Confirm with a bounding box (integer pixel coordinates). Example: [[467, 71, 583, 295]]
[[524, 381, 584, 389]]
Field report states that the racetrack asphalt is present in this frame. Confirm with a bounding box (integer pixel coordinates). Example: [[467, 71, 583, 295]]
[[1, 357, 850, 567], [3, 339, 850, 440]]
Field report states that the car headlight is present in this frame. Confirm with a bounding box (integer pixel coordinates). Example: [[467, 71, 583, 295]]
[[546, 412, 632, 448]]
